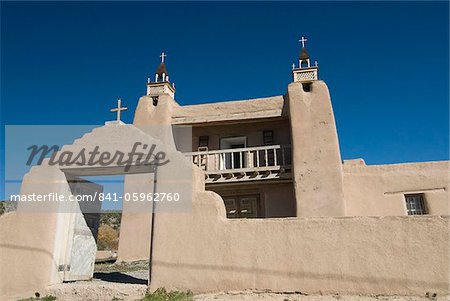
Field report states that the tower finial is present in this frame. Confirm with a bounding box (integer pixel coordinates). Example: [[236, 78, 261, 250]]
[[160, 51, 167, 63], [292, 36, 318, 82], [299, 36, 308, 48], [155, 52, 169, 82], [146, 52, 175, 98]]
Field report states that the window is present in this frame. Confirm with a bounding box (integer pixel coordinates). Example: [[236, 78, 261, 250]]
[[198, 136, 209, 148], [152, 96, 159, 106], [263, 130, 274, 145], [302, 82, 312, 92], [405, 194, 427, 215]]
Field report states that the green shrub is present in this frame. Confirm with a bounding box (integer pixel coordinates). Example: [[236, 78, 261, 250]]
[[18, 295, 57, 301], [139, 288, 193, 301]]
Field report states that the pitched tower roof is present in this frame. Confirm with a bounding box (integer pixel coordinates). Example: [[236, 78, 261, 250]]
[[156, 62, 169, 77], [153, 51, 170, 83], [299, 47, 310, 60]]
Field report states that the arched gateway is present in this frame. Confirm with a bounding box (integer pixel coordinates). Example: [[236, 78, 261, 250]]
[[0, 122, 197, 299]]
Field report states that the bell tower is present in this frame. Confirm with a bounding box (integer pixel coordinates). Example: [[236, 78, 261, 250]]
[[292, 36, 319, 82], [146, 51, 176, 99]]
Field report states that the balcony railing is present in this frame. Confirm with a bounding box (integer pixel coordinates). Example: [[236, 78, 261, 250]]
[[185, 145, 292, 183]]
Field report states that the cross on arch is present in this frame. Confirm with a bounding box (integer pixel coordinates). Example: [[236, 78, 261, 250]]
[[110, 98, 128, 122]]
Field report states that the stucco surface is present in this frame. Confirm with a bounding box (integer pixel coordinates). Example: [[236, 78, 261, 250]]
[[343, 160, 449, 216], [117, 173, 154, 262], [0, 211, 58, 300], [134, 94, 179, 148], [151, 192, 449, 295], [0, 165, 75, 300], [172, 96, 286, 125], [286, 81, 345, 216]]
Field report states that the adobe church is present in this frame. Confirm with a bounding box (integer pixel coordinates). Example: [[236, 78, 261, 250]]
[[132, 37, 447, 219], [0, 38, 448, 300]]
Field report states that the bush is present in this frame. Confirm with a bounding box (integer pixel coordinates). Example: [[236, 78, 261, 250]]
[[140, 288, 193, 301], [19, 294, 57, 301], [97, 224, 119, 250], [100, 211, 122, 229]]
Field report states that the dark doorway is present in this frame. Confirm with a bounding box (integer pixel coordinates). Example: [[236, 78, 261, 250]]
[[231, 144, 245, 169]]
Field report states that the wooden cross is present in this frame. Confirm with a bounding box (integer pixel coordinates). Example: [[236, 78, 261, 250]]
[[299, 36, 308, 48], [110, 98, 128, 121], [160, 51, 167, 63]]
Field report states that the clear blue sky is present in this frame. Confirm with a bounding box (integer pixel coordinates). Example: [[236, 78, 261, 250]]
[[1, 1, 449, 198]]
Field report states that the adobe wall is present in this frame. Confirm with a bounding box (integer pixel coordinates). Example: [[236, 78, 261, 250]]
[[172, 96, 286, 124], [118, 93, 184, 262], [260, 182, 296, 217], [0, 211, 57, 300], [0, 166, 76, 300], [343, 159, 449, 216], [150, 192, 449, 296], [117, 173, 154, 262], [286, 81, 345, 217], [133, 94, 179, 149]]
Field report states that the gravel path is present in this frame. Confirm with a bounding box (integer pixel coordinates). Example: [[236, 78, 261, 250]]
[[46, 280, 147, 301]]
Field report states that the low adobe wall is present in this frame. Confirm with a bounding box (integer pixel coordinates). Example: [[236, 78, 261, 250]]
[[0, 211, 58, 300], [150, 191, 449, 296], [343, 160, 449, 216]]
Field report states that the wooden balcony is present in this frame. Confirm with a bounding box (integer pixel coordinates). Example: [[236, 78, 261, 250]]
[[185, 145, 292, 183]]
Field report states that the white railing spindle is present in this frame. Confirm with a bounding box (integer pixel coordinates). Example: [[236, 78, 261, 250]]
[[264, 149, 268, 167], [274, 148, 277, 166]]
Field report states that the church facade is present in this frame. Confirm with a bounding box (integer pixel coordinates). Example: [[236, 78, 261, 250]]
[[132, 39, 448, 221]]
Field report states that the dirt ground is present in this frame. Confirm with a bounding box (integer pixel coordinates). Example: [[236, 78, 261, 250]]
[[195, 292, 445, 301], [44, 282, 448, 301], [45, 281, 147, 301], [39, 261, 447, 301]]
